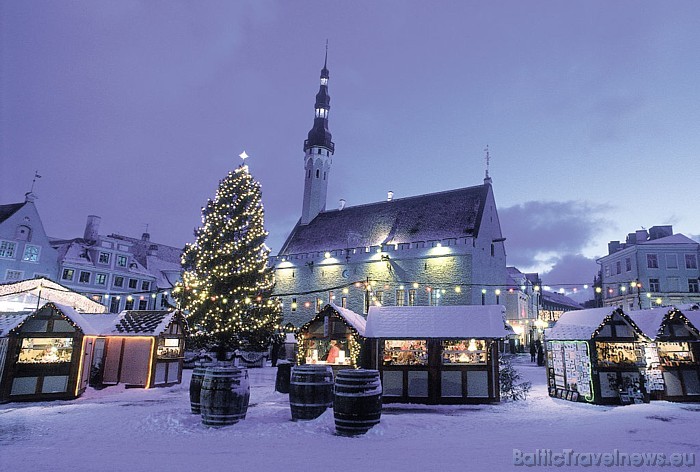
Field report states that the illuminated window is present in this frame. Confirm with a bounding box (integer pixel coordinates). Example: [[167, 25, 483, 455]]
[[18, 338, 73, 364], [22, 244, 40, 262], [0, 241, 17, 258], [396, 289, 405, 306], [117, 255, 128, 267], [442, 339, 488, 364], [341, 296, 347, 308], [157, 338, 182, 359], [291, 298, 297, 312], [95, 273, 107, 285], [408, 289, 416, 306], [383, 340, 428, 366], [61, 268, 74, 280]]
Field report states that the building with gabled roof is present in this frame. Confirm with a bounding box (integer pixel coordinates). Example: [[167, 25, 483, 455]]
[[271, 56, 507, 326], [0, 193, 59, 284]]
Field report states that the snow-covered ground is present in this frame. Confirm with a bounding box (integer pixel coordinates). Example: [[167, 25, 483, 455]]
[[1, 356, 698, 471]]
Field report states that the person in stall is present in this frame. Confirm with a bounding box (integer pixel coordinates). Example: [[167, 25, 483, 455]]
[[326, 340, 340, 364]]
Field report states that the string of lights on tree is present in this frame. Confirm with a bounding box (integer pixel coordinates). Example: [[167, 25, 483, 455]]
[[174, 151, 282, 352]]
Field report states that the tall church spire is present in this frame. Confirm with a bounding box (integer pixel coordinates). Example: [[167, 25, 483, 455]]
[[301, 46, 335, 225]]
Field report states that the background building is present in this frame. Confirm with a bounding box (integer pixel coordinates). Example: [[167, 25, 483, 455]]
[[271, 57, 507, 326], [596, 225, 700, 310]]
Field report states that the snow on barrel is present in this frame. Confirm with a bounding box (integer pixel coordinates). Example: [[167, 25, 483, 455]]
[[333, 369, 382, 436], [289, 365, 334, 420], [200, 367, 250, 426]]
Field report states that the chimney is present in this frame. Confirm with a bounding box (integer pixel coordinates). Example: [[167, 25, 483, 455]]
[[142, 232, 150, 241], [339, 199, 346, 210], [635, 229, 648, 244], [649, 225, 673, 240], [387, 191, 394, 202], [608, 241, 621, 255], [83, 215, 101, 243]]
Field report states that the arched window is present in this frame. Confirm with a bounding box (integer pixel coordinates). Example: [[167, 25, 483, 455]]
[[316, 169, 320, 178], [15, 225, 31, 241]]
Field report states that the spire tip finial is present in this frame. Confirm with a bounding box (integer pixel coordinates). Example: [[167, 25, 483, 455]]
[[484, 146, 492, 183]]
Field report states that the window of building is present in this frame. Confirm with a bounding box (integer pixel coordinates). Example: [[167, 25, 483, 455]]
[[316, 169, 320, 178], [138, 299, 148, 310], [626, 258, 632, 272], [160, 296, 169, 308], [0, 241, 17, 259], [375, 291, 384, 305], [616, 261, 621, 275], [22, 244, 40, 262], [116, 255, 128, 267], [666, 254, 678, 269], [141, 281, 150, 291], [408, 289, 416, 306], [6, 270, 23, 281], [62, 268, 75, 280], [113, 276, 124, 287], [442, 339, 488, 364], [98, 252, 111, 264], [647, 254, 659, 269], [110, 297, 120, 313], [18, 337, 73, 364], [649, 278, 660, 292], [689, 279, 699, 294], [604, 265, 610, 277], [128, 279, 138, 289], [79, 271, 91, 284], [396, 289, 405, 306], [328, 291, 334, 304], [125, 299, 135, 310], [341, 296, 347, 308], [291, 298, 297, 312], [15, 225, 31, 241], [686, 254, 698, 269]]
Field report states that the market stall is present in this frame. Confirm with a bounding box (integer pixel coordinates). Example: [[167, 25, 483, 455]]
[[0, 303, 89, 402], [628, 304, 700, 402], [545, 307, 649, 405], [296, 303, 366, 370], [365, 305, 510, 404]]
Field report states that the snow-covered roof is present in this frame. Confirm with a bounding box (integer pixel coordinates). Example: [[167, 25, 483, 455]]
[[0, 278, 106, 313], [279, 184, 489, 255], [0, 313, 29, 336], [541, 290, 582, 310], [639, 233, 699, 246], [328, 303, 366, 336], [365, 305, 510, 339], [626, 307, 673, 339], [676, 303, 700, 333], [546, 306, 622, 340]]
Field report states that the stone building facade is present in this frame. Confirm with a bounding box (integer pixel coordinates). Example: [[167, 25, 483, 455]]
[[271, 56, 507, 326]]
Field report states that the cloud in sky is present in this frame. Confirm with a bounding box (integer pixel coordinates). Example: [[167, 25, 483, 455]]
[[500, 200, 612, 288]]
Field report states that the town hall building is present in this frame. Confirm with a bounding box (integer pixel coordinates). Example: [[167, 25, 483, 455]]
[[270, 55, 508, 326]]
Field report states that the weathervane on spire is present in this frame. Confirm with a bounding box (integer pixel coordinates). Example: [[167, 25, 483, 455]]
[[29, 170, 42, 193], [484, 146, 492, 184]]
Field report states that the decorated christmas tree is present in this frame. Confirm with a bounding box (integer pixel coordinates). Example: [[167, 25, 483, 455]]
[[176, 152, 282, 359]]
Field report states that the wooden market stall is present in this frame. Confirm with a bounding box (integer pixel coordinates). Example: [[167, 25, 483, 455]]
[[627, 304, 700, 402], [93, 310, 187, 388], [365, 305, 510, 404], [0, 303, 90, 402], [545, 307, 650, 405], [296, 303, 366, 371]]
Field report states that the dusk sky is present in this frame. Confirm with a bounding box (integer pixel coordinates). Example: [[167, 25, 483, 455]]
[[2, 1, 699, 297]]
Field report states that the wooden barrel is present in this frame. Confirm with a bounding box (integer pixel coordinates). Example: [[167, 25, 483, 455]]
[[333, 369, 382, 436], [275, 361, 293, 394], [289, 365, 334, 420], [189, 367, 208, 414], [200, 367, 250, 426]]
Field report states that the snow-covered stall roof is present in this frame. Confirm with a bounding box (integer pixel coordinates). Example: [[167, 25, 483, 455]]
[[365, 305, 510, 339], [626, 307, 673, 339], [0, 278, 106, 313], [0, 314, 29, 336], [328, 303, 366, 336], [675, 303, 700, 333], [546, 306, 623, 341]]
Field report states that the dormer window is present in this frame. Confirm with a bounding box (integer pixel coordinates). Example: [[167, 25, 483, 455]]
[[315, 107, 328, 118], [320, 77, 328, 86]]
